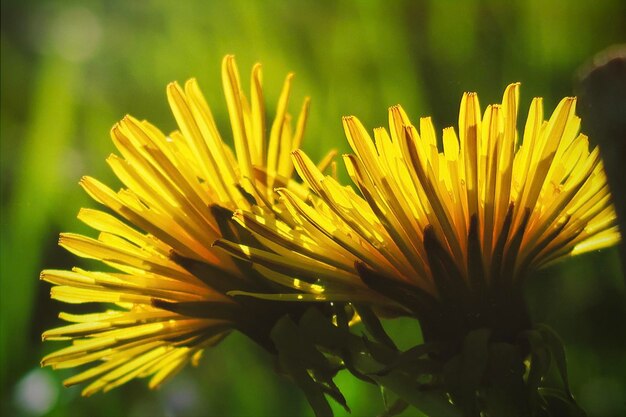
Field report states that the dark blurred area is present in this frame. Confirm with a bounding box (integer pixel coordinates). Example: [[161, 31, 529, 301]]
[[577, 48, 626, 273], [1, 1, 625, 416]]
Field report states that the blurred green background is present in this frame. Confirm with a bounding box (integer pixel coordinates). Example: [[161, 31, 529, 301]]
[[1, 0, 625, 416]]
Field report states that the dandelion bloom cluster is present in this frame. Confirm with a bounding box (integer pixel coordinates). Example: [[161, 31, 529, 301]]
[[220, 83, 619, 341], [41, 56, 317, 395], [42, 54, 620, 409]]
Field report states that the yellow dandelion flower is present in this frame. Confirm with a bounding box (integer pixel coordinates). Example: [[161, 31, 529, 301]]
[[218, 83, 620, 343], [41, 55, 319, 395]]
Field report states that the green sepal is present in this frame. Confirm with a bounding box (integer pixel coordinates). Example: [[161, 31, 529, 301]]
[[538, 388, 587, 417], [520, 329, 551, 414], [169, 251, 243, 293], [299, 307, 396, 368], [375, 343, 441, 376], [535, 324, 573, 399], [490, 203, 514, 283], [209, 204, 271, 291], [466, 215, 486, 295], [333, 302, 350, 332], [372, 371, 462, 417], [355, 304, 397, 350], [481, 342, 529, 417], [423, 225, 469, 307], [270, 315, 336, 417], [152, 299, 243, 321], [379, 386, 411, 417], [443, 328, 491, 416]]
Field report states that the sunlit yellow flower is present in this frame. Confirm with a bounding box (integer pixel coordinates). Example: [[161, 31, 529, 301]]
[[218, 83, 620, 340], [41, 55, 317, 395]]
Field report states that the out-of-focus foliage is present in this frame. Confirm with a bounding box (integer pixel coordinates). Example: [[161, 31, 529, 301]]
[[1, 1, 624, 416]]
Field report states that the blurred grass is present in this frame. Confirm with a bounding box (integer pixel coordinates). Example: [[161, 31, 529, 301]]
[[1, 0, 625, 416]]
